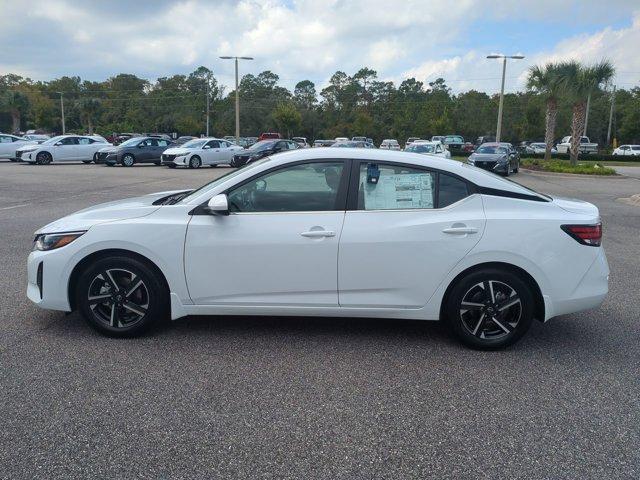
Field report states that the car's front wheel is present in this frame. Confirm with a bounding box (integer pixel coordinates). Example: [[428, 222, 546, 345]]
[[36, 152, 52, 165], [189, 156, 201, 169], [445, 268, 534, 349], [76, 256, 168, 337], [121, 154, 135, 167]]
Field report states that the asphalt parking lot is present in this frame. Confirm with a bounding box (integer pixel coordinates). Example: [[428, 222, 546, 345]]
[[1, 162, 639, 479]]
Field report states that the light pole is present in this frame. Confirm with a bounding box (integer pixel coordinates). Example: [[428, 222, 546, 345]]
[[219, 56, 253, 144], [57, 91, 66, 134], [487, 54, 524, 142]]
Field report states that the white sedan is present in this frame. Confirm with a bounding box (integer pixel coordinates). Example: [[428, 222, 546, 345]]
[[26, 149, 608, 349], [17, 135, 111, 164], [405, 141, 451, 158], [0, 133, 36, 160], [161, 137, 243, 168]]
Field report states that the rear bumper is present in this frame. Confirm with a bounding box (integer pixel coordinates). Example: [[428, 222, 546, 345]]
[[546, 248, 609, 320]]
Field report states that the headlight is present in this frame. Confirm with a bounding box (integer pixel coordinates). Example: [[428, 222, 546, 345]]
[[467, 157, 475, 164], [34, 231, 85, 251]]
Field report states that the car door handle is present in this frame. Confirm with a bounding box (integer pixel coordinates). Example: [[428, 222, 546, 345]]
[[442, 227, 478, 235], [300, 230, 335, 238]]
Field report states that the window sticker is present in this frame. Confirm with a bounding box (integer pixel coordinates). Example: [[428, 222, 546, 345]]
[[360, 170, 433, 209]]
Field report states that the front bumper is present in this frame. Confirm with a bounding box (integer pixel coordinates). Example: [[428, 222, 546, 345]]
[[27, 249, 73, 312], [469, 160, 509, 173], [161, 155, 188, 166]]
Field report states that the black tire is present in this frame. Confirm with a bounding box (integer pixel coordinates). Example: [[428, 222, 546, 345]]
[[76, 256, 168, 337], [36, 151, 52, 165], [513, 161, 519, 173], [230, 158, 237, 168], [189, 155, 201, 169], [444, 268, 534, 349], [121, 154, 135, 167], [154, 161, 161, 166], [10, 158, 17, 162], [167, 164, 176, 169], [82, 160, 91, 164]]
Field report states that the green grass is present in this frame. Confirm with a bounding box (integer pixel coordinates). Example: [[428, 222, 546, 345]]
[[521, 159, 617, 175]]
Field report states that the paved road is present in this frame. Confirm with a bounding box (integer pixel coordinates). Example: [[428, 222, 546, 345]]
[[614, 165, 640, 179], [1, 162, 639, 479]]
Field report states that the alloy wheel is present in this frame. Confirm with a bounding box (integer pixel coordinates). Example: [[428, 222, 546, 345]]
[[87, 268, 149, 329], [459, 280, 522, 340], [122, 155, 134, 167]]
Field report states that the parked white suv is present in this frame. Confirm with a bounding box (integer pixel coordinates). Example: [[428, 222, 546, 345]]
[[612, 145, 640, 156], [161, 137, 243, 168], [380, 139, 401, 150], [405, 140, 451, 158]]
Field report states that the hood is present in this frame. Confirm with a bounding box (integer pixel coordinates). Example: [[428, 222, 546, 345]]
[[163, 147, 191, 155], [34, 190, 186, 234], [17, 144, 40, 152], [470, 153, 507, 161], [99, 146, 117, 153], [550, 196, 599, 217]]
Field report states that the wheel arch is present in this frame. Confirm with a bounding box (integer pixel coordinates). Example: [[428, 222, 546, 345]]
[[67, 248, 170, 311], [439, 261, 545, 323]]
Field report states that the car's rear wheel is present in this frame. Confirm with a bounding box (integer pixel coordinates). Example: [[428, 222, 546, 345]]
[[167, 164, 176, 169], [445, 268, 534, 349], [36, 152, 52, 165], [121, 154, 135, 167], [76, 256, 168, 337], [189, 156, 201, 169]]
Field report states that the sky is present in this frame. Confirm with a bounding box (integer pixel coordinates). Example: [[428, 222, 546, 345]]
[[1, 0, 639, 94]]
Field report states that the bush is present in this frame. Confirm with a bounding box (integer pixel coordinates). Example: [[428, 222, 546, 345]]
[[521, 159, 616, 175]]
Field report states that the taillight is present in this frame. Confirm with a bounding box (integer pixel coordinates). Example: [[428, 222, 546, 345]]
[[561, 223, 602, 246]]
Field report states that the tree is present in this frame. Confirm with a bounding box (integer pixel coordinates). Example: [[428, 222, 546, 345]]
[[566, 60, 614, 164], [293, 80, 317, 109], [272, 102, 301, 137], [526, 62, 574, 160], [78, 98, 101, 133]]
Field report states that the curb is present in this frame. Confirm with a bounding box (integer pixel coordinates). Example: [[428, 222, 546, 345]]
[[519, 168, 624, 179]]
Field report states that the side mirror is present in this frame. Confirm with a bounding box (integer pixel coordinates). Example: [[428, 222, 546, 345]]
[[54, 142, 62, 146], [203, 145, 211, 149], [206, 194, 229, 215]]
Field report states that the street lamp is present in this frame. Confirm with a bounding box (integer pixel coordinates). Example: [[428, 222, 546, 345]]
[[487, 54, 525, 142], [220, 56, 254, 144]]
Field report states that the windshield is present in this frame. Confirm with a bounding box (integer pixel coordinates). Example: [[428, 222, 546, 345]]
[[42, 135, 66, 145], [476, 145, 507, 154], [182, 139, 208, 149], [120, 137, 143, 147], [248, 140, 277, 152], [179, 157, 272, 204], [407, 144, 435, 153], [444, 136, 463, 143]]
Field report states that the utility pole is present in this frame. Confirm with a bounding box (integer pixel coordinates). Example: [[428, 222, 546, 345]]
[[486, 54, 525, 143], [583, 91, 591, 136], [607, 85, 616, 146], [205, 79, 210, 137], [58, 92, 66, 134], [219, 56, 254, 145]]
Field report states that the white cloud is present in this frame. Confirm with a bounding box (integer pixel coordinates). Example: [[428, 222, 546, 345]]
[[0, 0, 638, 94]]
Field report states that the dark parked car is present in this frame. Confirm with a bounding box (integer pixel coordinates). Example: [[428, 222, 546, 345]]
[[443, 135, 465, 154], [467, 142, 520, 176], [103, 136, 175, 167], [475, 135, 496, 147], [313, 139, 336, 147], [231, 139, 299, 167]]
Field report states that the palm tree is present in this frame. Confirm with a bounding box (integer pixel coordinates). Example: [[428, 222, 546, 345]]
[[78, 97, 101, 134], [566, 60, 615, 165], [0, 90, 30, 133], [526, 62, 573, 161]]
